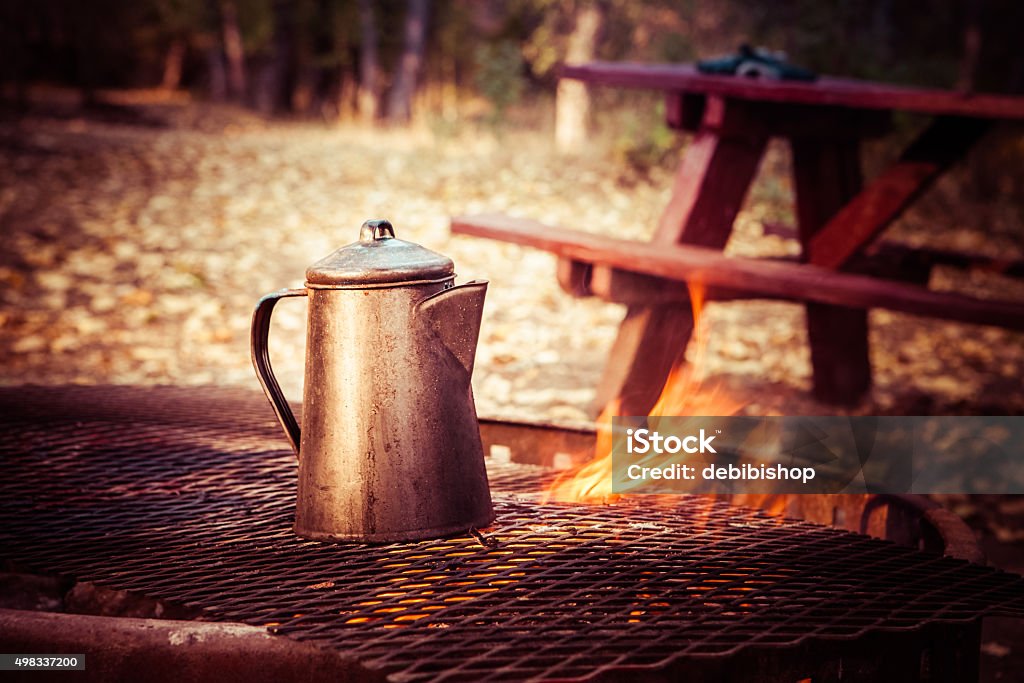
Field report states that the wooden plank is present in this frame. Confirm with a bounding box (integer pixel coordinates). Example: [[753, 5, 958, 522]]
[[808, 117, 991, 268], [561, 62, 1024, 120], [556, 258, 592, 297], [554, 257, 923, 305], [450, 213, 1024, 331], [594, 104, 767, 415], [665, 93, 892, 139], [665, 92, 704, 131], [653, 105, 767, 245], [596, 303, 694, 416], [791, 137, 871, 404], [762, 221, 1024, 279], [587, 264, 791, 304], [865, 243, 1024, 279]]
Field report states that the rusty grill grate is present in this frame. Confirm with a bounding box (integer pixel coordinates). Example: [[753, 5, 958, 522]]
[[2, 386, 1024, 682]]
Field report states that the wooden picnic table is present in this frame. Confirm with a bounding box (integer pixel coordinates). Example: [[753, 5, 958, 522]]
[[453, 62, 1024, 415]]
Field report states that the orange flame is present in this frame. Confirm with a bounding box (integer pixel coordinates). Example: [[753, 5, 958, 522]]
[[543, 397, 623, 504], [545, 281, 746, 504]]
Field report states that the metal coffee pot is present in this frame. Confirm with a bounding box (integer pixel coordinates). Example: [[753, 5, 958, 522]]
[[251, 219, 493, 543]]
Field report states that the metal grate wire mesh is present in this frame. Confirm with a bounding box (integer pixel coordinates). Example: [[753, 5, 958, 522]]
[[1, 386, 1023, 682]]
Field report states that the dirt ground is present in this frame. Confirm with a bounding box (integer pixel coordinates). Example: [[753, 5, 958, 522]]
[[1, 98, 1024, 676]]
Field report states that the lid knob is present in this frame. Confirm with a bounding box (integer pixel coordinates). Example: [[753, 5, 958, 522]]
[[360, 219, 396, 242], [305, 219, 455, 287]]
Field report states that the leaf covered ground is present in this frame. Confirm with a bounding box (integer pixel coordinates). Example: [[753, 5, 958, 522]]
[[2, 100, 1022, 420], [1, 97, 1023, 678]]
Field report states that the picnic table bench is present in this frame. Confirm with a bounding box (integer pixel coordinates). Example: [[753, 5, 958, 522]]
[[453, 62, 1024, 415]]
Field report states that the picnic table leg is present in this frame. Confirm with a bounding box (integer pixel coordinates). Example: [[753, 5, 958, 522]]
[[807, 117, 990, 269], [593, 122, 767, 416], [791, 138, 871, 404]]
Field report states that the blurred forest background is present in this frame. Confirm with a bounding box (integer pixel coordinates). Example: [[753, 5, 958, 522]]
[[1, 0, 1023, 412], [2, 0, 1023, 120], [1, 0, 1023, 411], [3, 0, 1024, 194], [2, 4, 1024, 671]]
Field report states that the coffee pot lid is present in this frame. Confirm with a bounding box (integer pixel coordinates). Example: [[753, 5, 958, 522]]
[[305, 220, 455, 287]]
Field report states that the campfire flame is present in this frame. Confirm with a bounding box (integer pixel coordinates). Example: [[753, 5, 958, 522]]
[[544, 281, 747, 504]]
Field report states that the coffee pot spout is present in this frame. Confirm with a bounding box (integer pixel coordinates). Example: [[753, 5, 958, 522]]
[[416, 280, 488, 375]]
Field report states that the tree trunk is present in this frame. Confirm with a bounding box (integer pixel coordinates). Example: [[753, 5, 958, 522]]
[[221, 1, 247, 100], [386, 0, 430, 124], [556, 2, 604, 153], [69, 3, 101, 107], [957, 0, 983, 93], [337, 70, 358, 120], [441, 50, 458, 122], [203, 0, 227, 101], [0, 0, 32, 111], [870, 0, 893, 68], [357, 0, 380, 121], [268, 0, 298, 113], [161, 39, 187, 91], [206, 47, 227, 101]]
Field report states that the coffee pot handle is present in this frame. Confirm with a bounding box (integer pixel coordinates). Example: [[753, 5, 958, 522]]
[[251, 288, 308, 458]]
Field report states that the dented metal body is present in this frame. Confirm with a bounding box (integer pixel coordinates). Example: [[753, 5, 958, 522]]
[[251, 220, 493, 542]]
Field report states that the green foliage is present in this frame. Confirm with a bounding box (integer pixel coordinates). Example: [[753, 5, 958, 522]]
[[234, 0, 276, 54], [731, 0, 968, 87], [517, 1, 564, 81], [473, 40, 526, 123], [603, 96, 680, 183], [653, 31, 694, 63], [149, 0, 209, 36], [9, 0, 1024, 129]]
